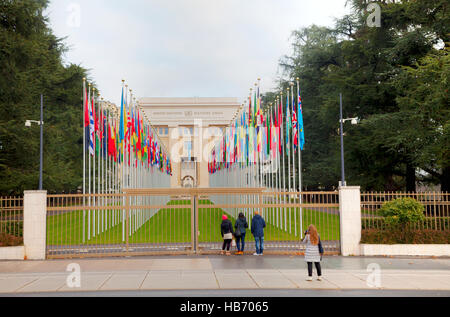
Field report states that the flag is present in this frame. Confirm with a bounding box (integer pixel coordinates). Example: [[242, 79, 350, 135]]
[[292, 108, 298, 150], [89, 101, 95, 156], [285, 94, 291, 155], [93, 98, 101, 156], [84, 88, 89, 127], [119, 86, 125, 142], [298, 91, 305, 151]]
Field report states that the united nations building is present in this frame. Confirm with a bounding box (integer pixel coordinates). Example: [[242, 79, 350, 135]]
[[139, 97, 242, 188]]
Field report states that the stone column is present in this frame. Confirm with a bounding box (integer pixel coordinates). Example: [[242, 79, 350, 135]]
[[23, 191, 47, 260], [339, 186, 361, 256], [168, 125, 181, 188]]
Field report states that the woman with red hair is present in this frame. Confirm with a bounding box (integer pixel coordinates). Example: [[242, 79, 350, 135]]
[[302, 224, 324, 281]]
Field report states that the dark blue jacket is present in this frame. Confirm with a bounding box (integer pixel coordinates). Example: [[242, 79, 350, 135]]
[[251, 214, 266, 238]]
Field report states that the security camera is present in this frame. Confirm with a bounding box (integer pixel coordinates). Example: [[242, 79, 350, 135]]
[[25, 120, 32, 127], [351, 118, 360, 125]]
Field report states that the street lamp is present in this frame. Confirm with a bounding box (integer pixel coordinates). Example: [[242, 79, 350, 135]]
[[25, 95, 44, 190], [339, 93, 359, 187]]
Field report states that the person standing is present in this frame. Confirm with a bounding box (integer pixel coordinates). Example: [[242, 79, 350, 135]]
[[251, 210, 266, 256], [221, 215, 234, 256], [302, 224, 324, 281], [234, 212, 249, 255]]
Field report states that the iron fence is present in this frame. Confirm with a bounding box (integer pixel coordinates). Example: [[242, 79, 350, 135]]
[[361, 192, 450, 231], [45, 188, 340, 259], [0, 197, 24, 240]]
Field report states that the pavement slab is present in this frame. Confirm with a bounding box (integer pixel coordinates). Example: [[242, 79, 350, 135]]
[[59, 273, 112, 292], [16, 275, 67, 293], [100, 272, 148, 291], [247, 270, 298, 289], [150, 259, 212, 271], [0, 276, 38, 293], [140, 271, 219, 290], [214, 270, 259, 289], [279, 270, 340, 289]]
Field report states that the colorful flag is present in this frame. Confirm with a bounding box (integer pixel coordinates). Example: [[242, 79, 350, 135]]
[[89, 101, 95, 156], [285, 94, 291, 155], [298, 91, 305, 151], [119, 86, 125, 142]]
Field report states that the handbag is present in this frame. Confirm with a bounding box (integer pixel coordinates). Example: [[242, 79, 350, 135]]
[[318, 238, 324, 255], [234, 224, 241, 237], [224, 233, 233, 240]]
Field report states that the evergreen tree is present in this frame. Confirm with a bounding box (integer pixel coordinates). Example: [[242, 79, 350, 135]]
[[0, 0, 91, 195]]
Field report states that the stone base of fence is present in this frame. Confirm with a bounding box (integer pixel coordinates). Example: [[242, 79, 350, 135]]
[[0, 246, 25, 260], [360, 244, 450, 257]]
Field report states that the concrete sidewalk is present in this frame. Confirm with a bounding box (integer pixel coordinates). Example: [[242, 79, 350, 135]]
[[0, 255, 449, 294]]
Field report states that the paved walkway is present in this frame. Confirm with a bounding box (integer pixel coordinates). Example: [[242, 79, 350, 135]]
[[0, 255, 449, 294]]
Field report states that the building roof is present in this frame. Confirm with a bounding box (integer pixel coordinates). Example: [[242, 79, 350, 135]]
[[139, 97, 242, 126]]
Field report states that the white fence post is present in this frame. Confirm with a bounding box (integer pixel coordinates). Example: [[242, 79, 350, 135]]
[[339, 186, 361, 256], [23, 190, 47, 260]]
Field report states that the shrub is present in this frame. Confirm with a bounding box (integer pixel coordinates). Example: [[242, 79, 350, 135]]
[[0, 233, 23, 247], [379, 197, 425, 228], [362, 217, 450, 230]]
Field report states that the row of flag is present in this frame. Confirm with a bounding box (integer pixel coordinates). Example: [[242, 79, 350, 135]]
[[208, 81, 305, 174], [83, 84, 172, 176]]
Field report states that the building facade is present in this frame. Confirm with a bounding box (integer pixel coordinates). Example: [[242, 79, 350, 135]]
[[139, 97, 241, 188]]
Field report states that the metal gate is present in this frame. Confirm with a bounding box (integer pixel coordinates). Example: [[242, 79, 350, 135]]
[[46, 188, 340, 259]]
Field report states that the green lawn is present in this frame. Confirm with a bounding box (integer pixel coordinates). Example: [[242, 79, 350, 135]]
[[46, 200, 340, 245]]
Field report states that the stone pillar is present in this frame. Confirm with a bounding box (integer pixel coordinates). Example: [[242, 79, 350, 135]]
[[23, 191, 47, 260], [339, 186, 361, 256]]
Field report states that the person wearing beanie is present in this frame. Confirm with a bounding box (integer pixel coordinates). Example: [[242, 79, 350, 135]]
[[220, 214, 234, 256]]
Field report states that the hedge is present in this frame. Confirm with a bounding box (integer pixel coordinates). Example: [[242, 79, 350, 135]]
[[362, 217, 450, 231], [361, 228, 450, 244], [0, 233, 23, 247]]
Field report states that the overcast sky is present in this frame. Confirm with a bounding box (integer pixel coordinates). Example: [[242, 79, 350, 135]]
[[46, 0, 350, 106]]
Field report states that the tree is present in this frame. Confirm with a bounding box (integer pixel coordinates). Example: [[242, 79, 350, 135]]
[[0, 0, 92, 195], [274, 0, 449, 191]]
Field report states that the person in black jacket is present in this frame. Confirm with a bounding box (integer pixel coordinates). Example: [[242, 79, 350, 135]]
[[234, 212, 249, 255], [220, 215, 234, 256]]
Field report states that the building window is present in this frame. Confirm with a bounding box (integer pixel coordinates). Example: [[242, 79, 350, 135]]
[[158, 127, 168, 136], [184, 141, 192, 158], [208, 127, 223, 137]]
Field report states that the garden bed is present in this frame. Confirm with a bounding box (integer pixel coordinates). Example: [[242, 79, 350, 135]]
[[361, 228, 450, 244], [0, 233, 24, 247]]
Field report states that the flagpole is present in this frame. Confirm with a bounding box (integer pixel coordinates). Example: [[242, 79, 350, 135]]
[[121, 80, 126, 242], [93, 88, 98, 238], [96, 91, 100, 236], [280, 91, 287, 231], [82, 78, 86, 243], [297, 78, 303, 239], [275, 97, 280, 229], [287, 87, 293, 233], [87, 83, 92, 241], [100, 96, 105, 234], [290, 82, 297, 236]]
